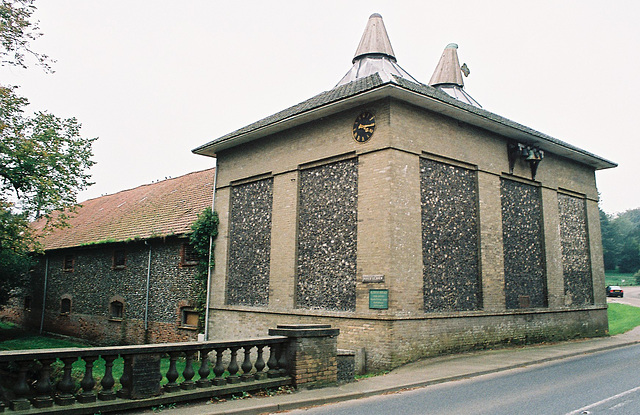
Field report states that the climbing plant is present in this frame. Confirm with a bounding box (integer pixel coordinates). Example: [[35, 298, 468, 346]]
[[189, 207, 219, 328]]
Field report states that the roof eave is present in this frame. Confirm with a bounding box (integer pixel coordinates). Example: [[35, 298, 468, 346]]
[[192, 86, 394, 157], [194, 83, 616, 170]]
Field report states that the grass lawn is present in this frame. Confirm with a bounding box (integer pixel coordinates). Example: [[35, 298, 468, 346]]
[[605, 271, 636, 286], [607, 303, 640, 336]]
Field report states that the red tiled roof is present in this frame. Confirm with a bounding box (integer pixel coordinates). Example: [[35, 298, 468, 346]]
[[33, 168, 215, 251]]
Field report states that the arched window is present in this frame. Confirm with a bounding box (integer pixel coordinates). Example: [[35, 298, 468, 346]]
[[110, 300, 124, 320], [112, 249, 126, 269], [60, 297, 71, 314]]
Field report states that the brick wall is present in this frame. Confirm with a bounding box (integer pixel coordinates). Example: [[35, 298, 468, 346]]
[[205, 97, 608, 371]]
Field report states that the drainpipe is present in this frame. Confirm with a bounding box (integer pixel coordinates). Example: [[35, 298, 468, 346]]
[[204, 163, 218, 341], [39, 256, 49, 334], [144, 241, 152, 332]]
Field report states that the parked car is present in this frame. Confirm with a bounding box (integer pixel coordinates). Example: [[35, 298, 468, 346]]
[[606, 286, 624, 298]]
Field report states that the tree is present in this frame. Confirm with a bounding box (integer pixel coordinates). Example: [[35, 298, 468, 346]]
[[600, 208, 618, 271], [0, 0, 96, 304], [601, 207, 640, 275], [619, 238, 640, 274], [0, 0, 52, 71]]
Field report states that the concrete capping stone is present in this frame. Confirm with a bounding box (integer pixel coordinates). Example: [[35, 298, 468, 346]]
[[269, 324, 340, 338], [277, 324, 332, 329]]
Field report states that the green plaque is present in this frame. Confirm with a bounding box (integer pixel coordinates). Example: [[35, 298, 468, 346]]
[[369, 289, 388, 310]]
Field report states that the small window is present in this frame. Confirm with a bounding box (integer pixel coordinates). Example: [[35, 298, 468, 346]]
[[110, 300, 124, 320], [113, 249, 126, 269], [60, 298, 71, 315], [63, 255, 74, 272], [24, 296, 32, 311], [180, 307, 199, 328], [181, 243, 199, 267]]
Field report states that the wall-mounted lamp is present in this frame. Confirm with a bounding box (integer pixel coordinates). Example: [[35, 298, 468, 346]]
[[508, 142, 545, 180]]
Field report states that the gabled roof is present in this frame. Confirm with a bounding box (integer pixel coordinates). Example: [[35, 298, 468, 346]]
[[33, 168, 215, 251]]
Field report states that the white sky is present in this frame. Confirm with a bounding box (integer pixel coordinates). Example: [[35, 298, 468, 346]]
[[2, 0, 638, 215]]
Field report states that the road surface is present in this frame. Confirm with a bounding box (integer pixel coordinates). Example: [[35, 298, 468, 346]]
[[607, 285, 640, 308], [277, 344, 640, 415]]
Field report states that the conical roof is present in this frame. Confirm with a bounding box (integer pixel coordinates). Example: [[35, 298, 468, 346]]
[[336, 14, 419, 87], [429, 43, 481, 108], [429, 43, 464, 87], [352, 13, 396, 62]]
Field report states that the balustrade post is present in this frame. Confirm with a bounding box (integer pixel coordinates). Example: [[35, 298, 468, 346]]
[[10, 360, 32, 411], [254, 345, 267, 380], [196, 349, 212, 388], [98, 355, 117, 401], [211, 348, 226, 386], [32, 358, 55, 408], [267, 344, 280, 378], [55, 357, 77, 406], [76, 356, 97, 403], [277, 344, 288, 376], [226, 347, 241, 384], [164, 352, 180, 393], [180, 351, 196, 390], [241, 345, 254, 382], [116, 355, 133, 399]]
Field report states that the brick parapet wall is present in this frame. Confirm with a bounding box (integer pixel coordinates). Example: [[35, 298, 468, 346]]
[[211, 307, 607, 371], [269, 324, 339, 389]]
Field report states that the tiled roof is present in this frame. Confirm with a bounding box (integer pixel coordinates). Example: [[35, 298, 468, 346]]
[[193, 74, 386, 152], [33, 168, 215, 251], [194, 73, 615, 170]]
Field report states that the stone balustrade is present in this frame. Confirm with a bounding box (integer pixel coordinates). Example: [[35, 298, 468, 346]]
[[0, 324, 339, 414]]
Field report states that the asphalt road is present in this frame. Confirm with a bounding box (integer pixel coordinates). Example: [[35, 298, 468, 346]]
[[608, 285, 640, 308], [278, 344, 640, 415]]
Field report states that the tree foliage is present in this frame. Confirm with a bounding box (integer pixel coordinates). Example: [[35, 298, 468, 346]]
[[600, 207, 640, 274], [189, 207, 219, 328], [0, 0, 95, 304], [0, 0, 52, 71]]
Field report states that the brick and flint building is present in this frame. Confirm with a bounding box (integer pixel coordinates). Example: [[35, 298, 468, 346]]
[[2, 169, 215, 345], [193, 14, 616, 370]]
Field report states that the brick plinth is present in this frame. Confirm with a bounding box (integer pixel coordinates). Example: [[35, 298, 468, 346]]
[[269, 324, 340, 389]]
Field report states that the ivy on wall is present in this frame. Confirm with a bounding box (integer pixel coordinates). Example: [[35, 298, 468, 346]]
[[189, 207, 219, 328]]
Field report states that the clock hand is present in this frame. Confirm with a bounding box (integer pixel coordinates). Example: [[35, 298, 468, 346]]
[[359, 123, 375, 129]]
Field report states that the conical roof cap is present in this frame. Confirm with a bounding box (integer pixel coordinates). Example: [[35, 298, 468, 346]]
[[428, 43, 481, 107], [353, 13, 396, 63], [336, 14, 418, 87], [429, 43, 464, 87]]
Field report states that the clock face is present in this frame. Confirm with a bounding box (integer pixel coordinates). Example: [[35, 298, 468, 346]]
[[352, 112, 375, 143]]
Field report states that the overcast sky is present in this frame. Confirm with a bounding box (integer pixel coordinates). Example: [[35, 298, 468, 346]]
[[2, 0, 638, 214]]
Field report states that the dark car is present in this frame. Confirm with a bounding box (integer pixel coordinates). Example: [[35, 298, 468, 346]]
[[606, 286, 624, 298]]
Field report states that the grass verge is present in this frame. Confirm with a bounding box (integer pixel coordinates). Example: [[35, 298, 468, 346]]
[[608, 303, 640, 336], [605, 271, 636, 287]]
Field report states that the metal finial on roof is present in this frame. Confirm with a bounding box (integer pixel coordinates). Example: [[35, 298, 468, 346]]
[[429, 43, 481, 108], [335, 14, 419, 88], [353, 13, 396, 63]]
